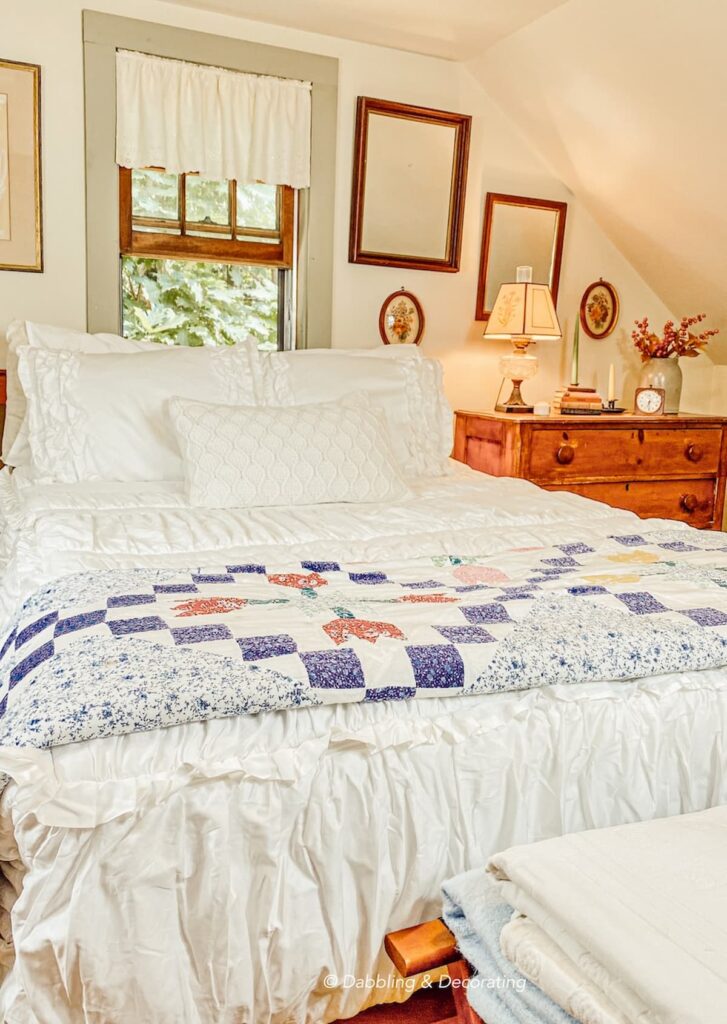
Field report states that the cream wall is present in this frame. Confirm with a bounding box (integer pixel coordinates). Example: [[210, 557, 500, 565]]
[[2, 0, 673, 411]]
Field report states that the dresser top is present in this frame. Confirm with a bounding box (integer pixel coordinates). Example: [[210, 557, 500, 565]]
[[455, 409, 727, 427]]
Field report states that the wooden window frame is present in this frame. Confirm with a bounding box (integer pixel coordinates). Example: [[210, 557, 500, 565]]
[[119, 168, 295, 268]]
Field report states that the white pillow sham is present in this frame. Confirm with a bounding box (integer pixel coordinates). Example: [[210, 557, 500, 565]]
[[254, 347, 453, 478], [19, 345, 258, 483], [169, 395, 412, 508], [3, 320, 161, 467]]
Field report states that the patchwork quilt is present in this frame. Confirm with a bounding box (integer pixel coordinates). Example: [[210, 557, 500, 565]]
[[1, 527, 727, 757]]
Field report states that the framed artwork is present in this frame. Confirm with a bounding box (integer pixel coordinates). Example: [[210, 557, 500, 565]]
[[580, 279, 619, 339], [349, 97, 471, 273], [475, 193, 567, 321], [378, 289, 425, 345], [0, 59, 42, 273]]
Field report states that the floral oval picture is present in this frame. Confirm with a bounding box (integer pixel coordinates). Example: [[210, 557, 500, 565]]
[[579, 279, 619, 339], [379, 290, 425, 345]]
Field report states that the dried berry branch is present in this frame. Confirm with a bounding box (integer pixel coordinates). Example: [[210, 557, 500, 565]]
[[631, 314, 719, 361]]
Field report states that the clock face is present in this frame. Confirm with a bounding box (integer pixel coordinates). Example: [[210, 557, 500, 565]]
[[635, 388, 664, 414]]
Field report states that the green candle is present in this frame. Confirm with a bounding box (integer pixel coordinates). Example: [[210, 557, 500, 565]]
[[571, 319, 580, 385]]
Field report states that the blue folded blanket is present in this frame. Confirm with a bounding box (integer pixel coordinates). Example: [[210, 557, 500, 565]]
[[441, 868, 577, 1024]]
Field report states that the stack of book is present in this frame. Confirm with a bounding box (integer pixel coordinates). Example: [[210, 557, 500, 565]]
[[552, 386, 603, 415]]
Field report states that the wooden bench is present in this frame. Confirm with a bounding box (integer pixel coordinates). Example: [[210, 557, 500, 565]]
[[384, 919, 484, 1024]]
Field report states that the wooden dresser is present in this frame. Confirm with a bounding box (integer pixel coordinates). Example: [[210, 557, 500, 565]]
[[453, 410, 727, 530]]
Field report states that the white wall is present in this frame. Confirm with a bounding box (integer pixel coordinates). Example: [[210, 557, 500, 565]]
[[2, 0, 673, 412]]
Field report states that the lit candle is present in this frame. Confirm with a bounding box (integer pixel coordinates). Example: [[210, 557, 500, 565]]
[[571, 320, 580, 385], [608, 363, 615, 403]]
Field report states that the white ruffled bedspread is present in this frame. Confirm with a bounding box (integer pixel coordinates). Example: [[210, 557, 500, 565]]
[[0, 466, 725, 1023]]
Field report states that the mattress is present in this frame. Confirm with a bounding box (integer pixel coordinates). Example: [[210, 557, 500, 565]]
[[0, 465, 726, 1023]]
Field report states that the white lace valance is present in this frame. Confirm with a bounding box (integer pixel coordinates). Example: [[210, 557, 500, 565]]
[[115, 49, 311, 188]]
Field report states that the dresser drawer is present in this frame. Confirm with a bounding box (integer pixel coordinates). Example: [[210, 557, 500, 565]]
[[547, 478, 718, 528], [528, 426, 722, 483]]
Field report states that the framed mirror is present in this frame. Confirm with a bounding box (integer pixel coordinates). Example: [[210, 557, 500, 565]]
[[349, 97, 471, 273], [475, 193, 567, 320]]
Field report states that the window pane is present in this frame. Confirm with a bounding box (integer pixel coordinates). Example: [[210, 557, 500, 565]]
[[132, 170, 179, 221], [121, 256, 279, 349], [185, 176, 230, 226], [237, 183, 278, 231]]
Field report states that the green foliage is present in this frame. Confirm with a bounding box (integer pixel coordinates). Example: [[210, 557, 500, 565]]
[[121, 257, 279, 349]]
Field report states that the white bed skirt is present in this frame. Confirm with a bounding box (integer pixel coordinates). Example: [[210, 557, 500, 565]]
[[1, 668, 726, 1024]]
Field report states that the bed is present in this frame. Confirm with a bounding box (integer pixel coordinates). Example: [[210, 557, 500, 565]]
[[0, 325, 726, 1024]]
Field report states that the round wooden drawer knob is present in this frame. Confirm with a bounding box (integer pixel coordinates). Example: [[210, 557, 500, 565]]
[[680, 493, 699, 513], [685, 444, 703, 463], [555, 444, 575, 465]]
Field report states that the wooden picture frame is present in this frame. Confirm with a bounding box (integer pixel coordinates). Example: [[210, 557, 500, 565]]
[[579, 278, 620, 339], [378, 289, 425, 345], [475, 193, 567, 321], [349, 97, 471, 273], [0, 58, 42, 273]]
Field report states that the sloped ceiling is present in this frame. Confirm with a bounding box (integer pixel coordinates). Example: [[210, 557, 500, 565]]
[[468, 0, 727, 360], [163, 0, 569, 61]]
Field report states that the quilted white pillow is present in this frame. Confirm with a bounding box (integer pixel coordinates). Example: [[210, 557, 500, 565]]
[[253, 347, 453, 478], [19, 345, 258, 483], [3, 320, 161, 467], [169, 396, 412, 508]]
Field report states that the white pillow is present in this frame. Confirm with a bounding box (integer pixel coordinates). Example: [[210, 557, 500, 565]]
[[254, 347, 453, 478], [169, 395, 412, 508], [19, 345, 258, 483], [3, 320, 160, 467]]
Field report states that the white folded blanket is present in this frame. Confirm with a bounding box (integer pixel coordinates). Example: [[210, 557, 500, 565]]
[[500, 915, 628, 1024], [488, 805, 727, 1024]]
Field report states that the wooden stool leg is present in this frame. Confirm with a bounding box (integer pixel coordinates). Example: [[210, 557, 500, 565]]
[[447, 960, 483, 1024]]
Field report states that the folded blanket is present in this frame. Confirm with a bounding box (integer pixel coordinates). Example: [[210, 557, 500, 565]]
[[441, 868, 577, 1024], [500, 915, 628, 1024], [445, 805, 727, 1024]]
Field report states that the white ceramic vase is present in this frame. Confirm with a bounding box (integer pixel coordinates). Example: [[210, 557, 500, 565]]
[[638, 356, 683, 414]]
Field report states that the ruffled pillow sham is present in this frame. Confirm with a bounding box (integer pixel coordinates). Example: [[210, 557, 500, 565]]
[[253, 347, 453, 479], [3, 321, 162, 468], [18, 344, 259, 483]]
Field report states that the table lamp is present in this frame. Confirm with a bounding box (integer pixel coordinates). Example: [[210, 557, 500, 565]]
[[484, 266, 561, 413]]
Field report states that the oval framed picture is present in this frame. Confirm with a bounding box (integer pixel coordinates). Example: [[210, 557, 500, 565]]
[[378, 290, 425, 345], [579, 279, 620, 339]]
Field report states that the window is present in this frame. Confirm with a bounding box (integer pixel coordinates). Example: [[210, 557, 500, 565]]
[[119, 168, 294, 349]]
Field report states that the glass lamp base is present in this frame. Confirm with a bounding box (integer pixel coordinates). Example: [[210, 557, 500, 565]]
[[496, 341, 538, 414]]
